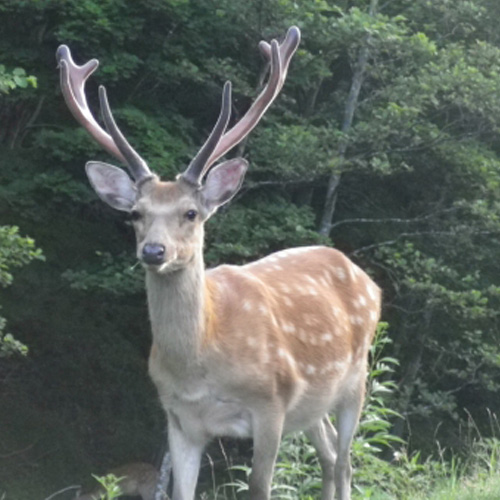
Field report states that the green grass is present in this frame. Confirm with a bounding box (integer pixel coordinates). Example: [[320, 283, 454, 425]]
[[412, 472, 500, 500]]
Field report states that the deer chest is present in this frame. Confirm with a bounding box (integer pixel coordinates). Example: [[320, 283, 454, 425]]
[[148, 356, 253, 441]]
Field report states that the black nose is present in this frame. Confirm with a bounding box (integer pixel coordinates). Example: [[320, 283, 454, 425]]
[[142, 243, 166, 265]]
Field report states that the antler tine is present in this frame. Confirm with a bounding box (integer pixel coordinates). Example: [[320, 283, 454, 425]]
[[98, 86, 155, 182], [56, 45, 127, 165], [203, 26, 301, 171], [258, 26, 301, 89], [181, 81, 232, 186]]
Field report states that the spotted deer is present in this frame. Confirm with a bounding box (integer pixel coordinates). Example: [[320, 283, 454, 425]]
[[74, 462, 158, 500], [56, 26, 381, 500]]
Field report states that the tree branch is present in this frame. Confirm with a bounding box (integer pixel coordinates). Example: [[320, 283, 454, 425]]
[[330, 207, 459, 230], [351, 229, 498, 256]]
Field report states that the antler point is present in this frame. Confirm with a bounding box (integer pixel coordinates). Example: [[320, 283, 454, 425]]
[[56, 44, 70, 64]]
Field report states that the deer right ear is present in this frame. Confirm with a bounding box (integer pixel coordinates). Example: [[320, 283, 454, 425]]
[[86, 161, 137, 212], [200, 158, 248, 214]]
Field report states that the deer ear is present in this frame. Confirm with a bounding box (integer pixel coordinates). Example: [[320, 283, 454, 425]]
[[200, 158, 248, 213], [86, 161, 137, 212]]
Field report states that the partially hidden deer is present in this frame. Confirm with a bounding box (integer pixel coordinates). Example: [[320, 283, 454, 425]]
[[74, 462, 158, 500], [56, 26, 381, 500]]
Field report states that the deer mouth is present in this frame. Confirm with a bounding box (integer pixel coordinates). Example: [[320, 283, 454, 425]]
[[142, 253, 183, 274]]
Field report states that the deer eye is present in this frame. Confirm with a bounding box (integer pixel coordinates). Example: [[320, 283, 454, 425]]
[[185, 209, 198, 221], [130, 210, 142, 222]]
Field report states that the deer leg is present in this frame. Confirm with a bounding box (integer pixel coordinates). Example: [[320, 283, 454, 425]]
[[168, 412, 205, 500], [305, 415, 338, 500], [334, 384, 365, 500], [248, 409, 285, 500]]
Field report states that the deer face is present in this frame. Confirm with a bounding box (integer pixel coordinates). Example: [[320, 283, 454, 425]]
[[130, 179, 204, 272], [85, 158, 247, 273]]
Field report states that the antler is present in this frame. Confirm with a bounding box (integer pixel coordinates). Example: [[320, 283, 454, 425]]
[[57, 26, 300, 186], [181, 81, 232, 185], [181, 26, 301, 185], [56, 45, 154, 183], [206, 27, 301, 171]]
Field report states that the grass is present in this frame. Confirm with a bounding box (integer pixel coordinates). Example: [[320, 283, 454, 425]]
[[413, 470, 500, 500], [195, 432, 500, 500]]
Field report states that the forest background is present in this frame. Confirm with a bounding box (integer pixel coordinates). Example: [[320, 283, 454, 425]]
[[2, 0, 500, 498]]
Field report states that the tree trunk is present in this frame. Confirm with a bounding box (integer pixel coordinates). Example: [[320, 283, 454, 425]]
[[318, 0, 378, 236]]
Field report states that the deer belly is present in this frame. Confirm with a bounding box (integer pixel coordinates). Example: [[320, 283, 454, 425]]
[[149, 363, 253, 439]]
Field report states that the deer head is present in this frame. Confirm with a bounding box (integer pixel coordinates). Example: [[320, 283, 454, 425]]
[[56, 27, 300, 273]]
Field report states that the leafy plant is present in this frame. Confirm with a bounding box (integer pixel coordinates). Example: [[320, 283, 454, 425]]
[[353, 323, 405, 496], [0, 226, 43, 358], [90, 473, 124, 500], [0, 65, 36, 94]]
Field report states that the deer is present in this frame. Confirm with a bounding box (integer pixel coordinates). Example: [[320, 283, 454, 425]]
[[56, 26, 381, 500], [74, 462, 158, 500]]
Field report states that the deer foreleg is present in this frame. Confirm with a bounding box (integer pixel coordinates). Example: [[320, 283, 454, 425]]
[[248, 408, 285, 500], [168, 412, 205, 500]]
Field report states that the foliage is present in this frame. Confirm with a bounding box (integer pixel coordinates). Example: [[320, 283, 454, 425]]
[[90, 473, 125, 500], [353, 323, 405, 496], [0, 65, 36, 94], [0, 225, 43, 288], [205, 196, 329, 265], [62, 251, 144, 296], [0, 326, 28, 358], [0, 225, 43, 358]]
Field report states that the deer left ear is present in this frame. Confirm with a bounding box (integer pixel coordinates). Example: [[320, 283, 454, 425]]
[[86, 161, 137, 212], [200, 158, 248, 213]]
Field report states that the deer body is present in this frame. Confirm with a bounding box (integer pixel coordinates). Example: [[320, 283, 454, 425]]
[[57, 27, 381, 500], [149, 245, 379, 437], [144, 230, 380, 499]]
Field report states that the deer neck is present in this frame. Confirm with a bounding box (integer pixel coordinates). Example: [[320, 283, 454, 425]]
[[145, 251, 207, 368]]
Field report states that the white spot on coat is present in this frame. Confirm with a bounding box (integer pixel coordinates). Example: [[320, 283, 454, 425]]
[[350, 315, 364, 326], [336, 267, 347, 281], [247, 337, 257, 347], [367, 283, 377, 300], [306, 365, 316, 375]]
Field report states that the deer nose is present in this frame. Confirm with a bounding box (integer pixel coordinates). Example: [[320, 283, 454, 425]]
[[142, 243, 166, 265]]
